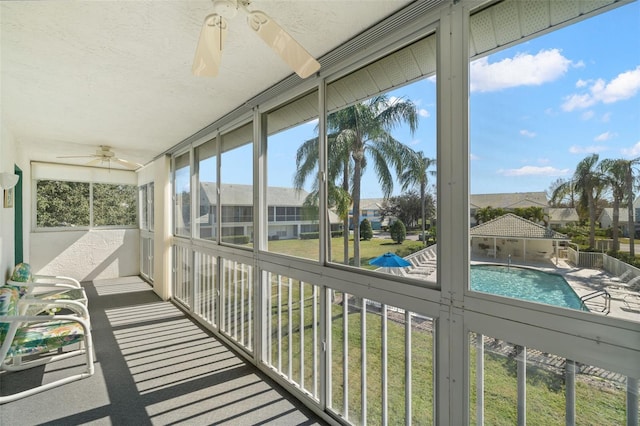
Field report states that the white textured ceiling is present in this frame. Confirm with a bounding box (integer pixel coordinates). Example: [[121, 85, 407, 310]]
[[1, 0, 412, 169]]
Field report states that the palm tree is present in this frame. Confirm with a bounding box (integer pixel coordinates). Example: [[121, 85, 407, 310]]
[[548, 177, 578, 208], [622, 157, 640, 257], [474, 206, 505, 224], [294, 94, 418, 266], [294, 130, 352, 263], [399, 151, 435, 246], [600, 158, 626, 251], [553, 154, 602, 248]]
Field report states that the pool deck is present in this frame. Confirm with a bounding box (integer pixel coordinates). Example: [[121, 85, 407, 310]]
[[471, 256, 640, 322]]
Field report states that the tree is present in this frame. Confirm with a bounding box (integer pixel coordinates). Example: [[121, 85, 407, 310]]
[[399, 151, 436, 246], [390, 219, 406, 244], [512, 206, 546, 225], [600, 158, 627, 251], [294, 123, 352, 263], [548, 178, 578, 208], [360, 218, 373, 241], [294, 94, 418, 267], [553, 154, 603, 248], [380, 191, 435, 230], [623, 158, 640, 257], [474, 206, 505, 224], [36, 180, 90, 227]]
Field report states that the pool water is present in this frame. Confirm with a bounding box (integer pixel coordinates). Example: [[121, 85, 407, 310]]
[[471, 265, 587, 311]]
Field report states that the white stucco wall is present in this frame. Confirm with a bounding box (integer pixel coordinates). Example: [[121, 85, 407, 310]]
[[30, 229, 140, 281], [28, 162, 140, 281], [0, 124, 17, 281]]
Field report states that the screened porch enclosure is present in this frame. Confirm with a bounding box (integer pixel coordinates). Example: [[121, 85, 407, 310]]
[[162, 1, 639, 425], [5, 0, 638, 424]]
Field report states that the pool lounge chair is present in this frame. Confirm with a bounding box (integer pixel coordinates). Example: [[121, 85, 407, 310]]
[[610, 270, 632, 283], [608, 274, 640, 292]]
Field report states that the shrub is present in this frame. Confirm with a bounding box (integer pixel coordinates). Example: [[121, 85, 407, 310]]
[[300, 232, 320, 240], [360, 218, 373, 241], [331, 230, 343, 238], [390, 220, 406, 244], [221, 235, 250, 244]]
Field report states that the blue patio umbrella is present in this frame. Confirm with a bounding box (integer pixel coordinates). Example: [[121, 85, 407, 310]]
[[369, 252, 411, 269]]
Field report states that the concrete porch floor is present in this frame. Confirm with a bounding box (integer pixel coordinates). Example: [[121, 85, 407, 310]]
[[0, 276, 326, 425]]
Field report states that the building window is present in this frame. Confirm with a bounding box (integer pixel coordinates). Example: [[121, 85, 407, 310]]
[[36, 180, 90, 228], [174, 152, 191, 237], [36, 180, 136, 229], [221, 122, 253, 246], [265, 90, 321, 257], [93, 183, 137, 226]]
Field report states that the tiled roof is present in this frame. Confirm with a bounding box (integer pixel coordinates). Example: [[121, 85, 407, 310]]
[[200, 182, 310, 206], [471, 213, 568, 240], [548, 207, 579, 222], [599, 208, 632, 222], [470, 192, 548, 209]]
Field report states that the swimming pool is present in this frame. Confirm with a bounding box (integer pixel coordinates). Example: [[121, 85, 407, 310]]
[[471, 265, 587, 311]]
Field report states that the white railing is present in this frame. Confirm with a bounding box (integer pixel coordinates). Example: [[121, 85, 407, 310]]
[[170, 240, 638, 425], [566, 247, 604, 269], [602, 253, 640, 280], [139, 231, 154, 282]]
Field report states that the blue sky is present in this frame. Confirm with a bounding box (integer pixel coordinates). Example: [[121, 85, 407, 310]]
[[213, 2, 639, 200]]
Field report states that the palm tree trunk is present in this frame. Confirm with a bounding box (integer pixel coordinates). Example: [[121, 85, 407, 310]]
[[421, 183, 426, 246], [627, 168, 635, 257], [612, 200, 620, 252], [588, 192, 596, 249], [342, 165, 350, 264], [352, 158, 363, 267]]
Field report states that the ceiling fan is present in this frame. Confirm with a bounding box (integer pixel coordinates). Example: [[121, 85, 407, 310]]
[[192, 0, 321, 79], [57, 145, 142, 170]]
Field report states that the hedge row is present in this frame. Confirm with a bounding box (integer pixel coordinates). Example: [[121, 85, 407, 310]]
[[300, 231, 343, 240], [221, 235, 250, 244]]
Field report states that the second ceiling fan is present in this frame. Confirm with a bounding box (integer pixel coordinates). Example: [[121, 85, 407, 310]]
[[192, 0, 321, 79]]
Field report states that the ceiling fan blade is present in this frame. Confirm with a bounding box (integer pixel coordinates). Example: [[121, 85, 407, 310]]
[[86, 158, 103, 167], [192, 14, 228, 77], [114, 158, 143, 170], [246, 10, 320, 79], [56, 155, 97, 159]]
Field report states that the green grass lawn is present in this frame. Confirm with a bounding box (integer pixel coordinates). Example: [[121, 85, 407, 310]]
[[266, 281, 627, 425], [267, 235, 425, 267]]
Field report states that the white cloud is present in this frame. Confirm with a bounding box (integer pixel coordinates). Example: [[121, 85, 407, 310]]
[[594, 131, 616, 142], [498, 166, 571, 177], [470, 153, 480, 161], [621, 141, 640, 157], [581, 110, 595, 120], [519, 129, 536, 138], [568, 145, 608, 154], [601, 112, 612, 123], [418, 108, 430, 118], [562, 65, 640, 111], [470, 49, 572, 93], [576, 79, 589, 88], [562, 93, 594, 111]]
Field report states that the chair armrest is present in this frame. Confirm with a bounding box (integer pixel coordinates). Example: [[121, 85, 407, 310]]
[[17, 298, 90, 319], [1, 313, 90, 327], [8, 280, 80, 291], [32, 275, 82, 288]]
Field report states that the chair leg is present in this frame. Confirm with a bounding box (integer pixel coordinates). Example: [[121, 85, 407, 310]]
[[0, 332, 94, 403]]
